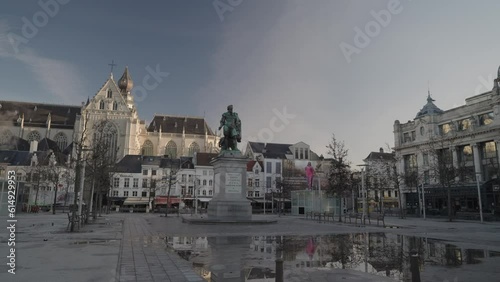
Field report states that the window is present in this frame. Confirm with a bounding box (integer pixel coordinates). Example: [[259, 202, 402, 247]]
[[182, 175, 187, 183], [188, 187, 193, 195], [424, 170, 430, 184], [203, 170, 207, 176], [411, 131, 416, 141], [142, 140, 154, 156], [248, 179, 253, 187], [165, 141, 177, 159], [266, 177, 272, 188], [203, 190, 206, 196], [142, 191, 147, 197], [113, 177, 119, 187], [197, 189, 200, 195], [27, 131, 41, 142], [188, 142, 200, 157], [112, 190, 118, 197], [142, 179, 148, 188], [458, 145, 473, 162], [209, 190, 212, 196], [395, 191, 398, 198], [266, 162, 272, 173], [132, 191, 138, 197], [209, 180, 212, 186], [248, 191, 253, 197], [133, 178, 138, 188], [479, 112, 494, 126], [276, 162, 281, 174], [54, 132, 67, 152], [439, 123, 452, 135], [305, 149, 309, 160], [124, 178, 130, 188], [203, 179, 207, 186], [458, 119, 471, 131], [403, 132, 410, 143], [423, 153, 429, 166], [152, 170, 157, 176], [255, 191, 260, 197], [107, 89, 112, 98], [482, 141, 497, 159], [99, 100, 105, 109], [255, 179, 260, 187], [143, 169, 148, 175], [254, 169, 259, 174], [300, 148, 303, 159], [295, 148, 299, 159], [388, 190, 392, 197], [112, 101, 118, 111], [197, 179, 200, 186], [93, 121, 118, 160], [123, 191, 129, 197]]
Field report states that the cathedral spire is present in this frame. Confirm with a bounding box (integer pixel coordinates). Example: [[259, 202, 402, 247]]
[[118, 66, 134, 93]]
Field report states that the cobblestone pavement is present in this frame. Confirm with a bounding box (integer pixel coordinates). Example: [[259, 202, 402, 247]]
[[118, 214, 204, 282]]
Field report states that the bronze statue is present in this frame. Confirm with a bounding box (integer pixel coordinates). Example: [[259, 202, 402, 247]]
[[218, 105, 241, 151]]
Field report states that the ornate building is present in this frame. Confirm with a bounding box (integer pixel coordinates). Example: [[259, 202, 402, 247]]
[[393, 66, 500, 214], [0, 67, 219, 161]]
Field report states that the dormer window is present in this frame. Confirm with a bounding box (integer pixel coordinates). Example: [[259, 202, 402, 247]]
[[107, 89, 112, 98], [99, 100, 105, 109]]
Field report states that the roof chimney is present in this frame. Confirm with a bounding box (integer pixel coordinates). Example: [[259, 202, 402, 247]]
[[379, 147, 384, 153]]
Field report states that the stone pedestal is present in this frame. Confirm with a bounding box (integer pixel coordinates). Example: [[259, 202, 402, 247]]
[[207, 151, 252, 221]]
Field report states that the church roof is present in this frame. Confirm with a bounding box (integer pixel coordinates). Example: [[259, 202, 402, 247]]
[[415, 93, 444, 118], [147, 115, 215, 136], [0, 100, 80, 129]]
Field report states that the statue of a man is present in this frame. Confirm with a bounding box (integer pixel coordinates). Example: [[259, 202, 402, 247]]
[[218, 105, 241, 151]]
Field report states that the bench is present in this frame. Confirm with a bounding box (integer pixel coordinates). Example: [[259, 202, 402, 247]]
[[305, 211, 314, 220], [323, 212, 335, 222], [368, 212, 385, 227], [345, 213, 363, 224]]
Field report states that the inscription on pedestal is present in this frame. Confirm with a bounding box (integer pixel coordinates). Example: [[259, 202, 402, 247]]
[[226, 173, 242, 193]]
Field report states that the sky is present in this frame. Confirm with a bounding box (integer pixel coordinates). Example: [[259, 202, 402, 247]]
[[1, 0, 500, 166]]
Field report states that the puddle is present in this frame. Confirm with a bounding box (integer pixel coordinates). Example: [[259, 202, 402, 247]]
[[165, 233, 500, 281]]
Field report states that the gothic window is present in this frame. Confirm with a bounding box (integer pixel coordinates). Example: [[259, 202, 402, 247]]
[[142, 140, 154, 156], [93, 121, 118, 160], [107, 89, 112, 98], [27, 131, 41, 142], [188, 142, 200, 157], [54, 132, 67, 152], [99, 100, 105, 109], [0, 130, 13, 146], [203, 179, 207, 186], [165, 141, 177, 158], [113, 101, 118, 111]]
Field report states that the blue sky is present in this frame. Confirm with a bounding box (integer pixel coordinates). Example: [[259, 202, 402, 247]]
[[1, 0, 500, 166]]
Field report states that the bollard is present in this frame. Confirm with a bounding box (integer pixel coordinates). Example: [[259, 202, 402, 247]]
[[410, 249, 421, 282], [275, 258, 283, 282]]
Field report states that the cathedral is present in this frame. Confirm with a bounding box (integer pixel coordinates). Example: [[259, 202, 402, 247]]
[[0, 67, 219, 161]]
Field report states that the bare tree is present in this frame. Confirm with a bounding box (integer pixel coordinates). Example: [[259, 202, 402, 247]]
[[425, 136, 471, 221], [325, 134, 352, 222]]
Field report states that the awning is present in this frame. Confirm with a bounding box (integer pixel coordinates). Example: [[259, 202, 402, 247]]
[[123, 197, 150, 205], [154, 196, 181, 205], [273, 198, 291, 202], [108, 197, 127, 202], [198, 198, 212, 202], [251, 199, 266, 204]]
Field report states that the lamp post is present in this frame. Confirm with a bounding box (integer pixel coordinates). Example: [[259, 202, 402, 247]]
[[475, 172, 484, 223], [357, 164, 368, 224]]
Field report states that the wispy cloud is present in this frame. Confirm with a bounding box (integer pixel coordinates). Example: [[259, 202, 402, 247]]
[[0, 18, 85, 104]]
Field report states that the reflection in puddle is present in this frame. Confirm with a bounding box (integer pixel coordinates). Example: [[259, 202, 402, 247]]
[[165, 233, 500, 281]]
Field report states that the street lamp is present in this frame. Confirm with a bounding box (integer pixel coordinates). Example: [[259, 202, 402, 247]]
[[475, 172, 484, 223], [357, 164, 368, 224]]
